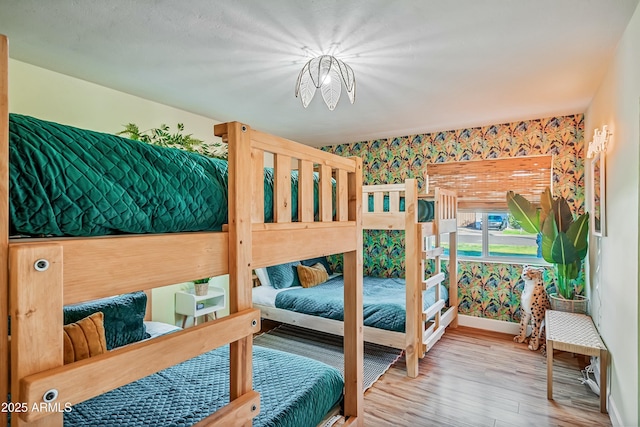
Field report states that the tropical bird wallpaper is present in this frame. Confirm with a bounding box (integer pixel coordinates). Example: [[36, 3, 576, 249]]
[[323, 114, 585, 323]]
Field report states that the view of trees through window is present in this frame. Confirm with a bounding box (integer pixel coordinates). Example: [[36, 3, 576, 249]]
[[446, 211, 541, 261]]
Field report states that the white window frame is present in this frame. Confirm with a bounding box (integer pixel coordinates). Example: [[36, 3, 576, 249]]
[[448, 210, 549, 265]]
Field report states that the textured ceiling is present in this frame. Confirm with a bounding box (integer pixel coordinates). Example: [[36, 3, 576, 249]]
[[0, 0, 637, 146]]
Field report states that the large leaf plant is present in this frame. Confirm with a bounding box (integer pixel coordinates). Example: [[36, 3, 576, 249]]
[[506, 188, 589, 299]]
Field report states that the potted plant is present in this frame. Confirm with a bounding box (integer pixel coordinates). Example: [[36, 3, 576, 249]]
[[506, 188, 589, 313], [192, 278, 210, 296], [117, 123, 228, 159]]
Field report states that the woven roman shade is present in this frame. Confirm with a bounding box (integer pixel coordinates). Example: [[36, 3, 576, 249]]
[[426, 155, 553, 210]]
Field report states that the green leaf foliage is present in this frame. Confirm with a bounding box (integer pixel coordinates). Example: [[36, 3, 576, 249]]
[[506, 191, 540, 234], [506, 187, 589, 300], [541, 212, 557, 263], [566, 262, 580, 280], [555, 262, 580, 299], [540, 187, 553, 227], [551, 232, 578, 265], [567, 213, 589, 260], [117, 122, 228, 160], [552, 197, 574, 233]]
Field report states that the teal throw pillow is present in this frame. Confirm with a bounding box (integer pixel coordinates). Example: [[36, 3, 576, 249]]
[[267, 261, 301, 289], [63, 291, 148, 350]]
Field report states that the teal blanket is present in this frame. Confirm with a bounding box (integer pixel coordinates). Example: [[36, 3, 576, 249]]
[[9, 114, 329, 237], [367, 194, 434, 222], [275, 275, 448, 332], [65, 345, 343, 427]]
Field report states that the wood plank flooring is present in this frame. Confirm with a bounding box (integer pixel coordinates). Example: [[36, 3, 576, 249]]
[[333, 326, 612, 427]]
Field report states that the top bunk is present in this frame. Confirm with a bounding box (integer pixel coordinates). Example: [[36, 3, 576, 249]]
[[4, 114, 364, 292], [1, 34, 364, 426], [362, 179, 457, 236]]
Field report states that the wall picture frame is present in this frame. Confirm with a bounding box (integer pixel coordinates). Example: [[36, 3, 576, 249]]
[[591, 152, 605, 237]]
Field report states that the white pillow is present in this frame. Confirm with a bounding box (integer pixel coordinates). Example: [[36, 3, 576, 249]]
[[143, 321, 182, 338], [254, 268, 272, 287]]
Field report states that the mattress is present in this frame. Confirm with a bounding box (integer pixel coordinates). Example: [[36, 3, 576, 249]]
[[366, 194, 434, 222], [271, 275, 448, 332], [65, 345, 343, 427], [9, 113, 331, 237]]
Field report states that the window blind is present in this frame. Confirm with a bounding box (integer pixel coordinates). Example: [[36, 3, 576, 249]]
[[426, 155, 553, 210]]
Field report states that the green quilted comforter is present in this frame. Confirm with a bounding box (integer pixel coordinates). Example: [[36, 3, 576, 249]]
[[9, 114, 327, 237]]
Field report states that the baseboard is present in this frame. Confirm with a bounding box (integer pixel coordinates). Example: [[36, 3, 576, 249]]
[[595, 356, 620, 427], [608, 394, 623, 427], [458, 314, 524, 335]]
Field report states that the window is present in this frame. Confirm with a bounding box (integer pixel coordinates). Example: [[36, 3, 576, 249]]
[[427, 155, 552, 264], [455, 210, 543, 263]]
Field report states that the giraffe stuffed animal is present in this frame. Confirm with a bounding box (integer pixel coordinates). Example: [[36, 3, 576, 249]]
[[514, 266, 550, 353]]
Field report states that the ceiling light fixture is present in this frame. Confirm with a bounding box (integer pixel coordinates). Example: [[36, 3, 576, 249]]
[[295, 55, 355, 111]]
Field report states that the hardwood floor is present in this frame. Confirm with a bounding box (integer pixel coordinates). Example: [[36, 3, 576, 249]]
[[335, 326, 612, 427]]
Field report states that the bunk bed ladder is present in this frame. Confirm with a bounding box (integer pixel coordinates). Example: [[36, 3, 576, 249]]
[[421, 194, 447, 354]]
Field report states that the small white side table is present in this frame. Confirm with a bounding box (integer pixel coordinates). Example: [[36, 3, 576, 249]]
[[175, 286, 226, 328]]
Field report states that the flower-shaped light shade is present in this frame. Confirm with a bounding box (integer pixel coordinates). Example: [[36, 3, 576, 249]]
[[295, 55, 355, 111]]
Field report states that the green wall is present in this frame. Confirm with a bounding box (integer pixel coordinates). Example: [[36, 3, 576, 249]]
[[323, 114, 585, 323]]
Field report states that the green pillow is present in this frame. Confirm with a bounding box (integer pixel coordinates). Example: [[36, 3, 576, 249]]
[[64, 291, 148, 350], [266, 261, 301, 289]]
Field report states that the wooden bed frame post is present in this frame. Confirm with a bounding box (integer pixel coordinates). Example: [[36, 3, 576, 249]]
[[449, 197, 459, 328], [0, 34, 9, 427], [226, 122, 257, 424], [404, 179, 421, 378], [343, 157, 363, 425], [10, 244, 64, 426]]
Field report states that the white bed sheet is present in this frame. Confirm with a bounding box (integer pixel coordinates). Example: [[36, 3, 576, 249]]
[[144, 320, 182, 338], [252, 284, 299, 307]]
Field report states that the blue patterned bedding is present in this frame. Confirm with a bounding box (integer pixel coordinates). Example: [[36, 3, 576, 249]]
[[275, 276, 448, 332], [65, 345, 343, 427]]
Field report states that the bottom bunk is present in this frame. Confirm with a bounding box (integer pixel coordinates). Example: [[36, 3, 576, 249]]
[[67, 343, 343, 427], [253, 273, 456, 354], [39, 296, 343, 427]]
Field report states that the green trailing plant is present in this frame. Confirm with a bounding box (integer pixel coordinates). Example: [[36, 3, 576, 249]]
[[506, 188, 589, 300], [117, 123, 227, 159]]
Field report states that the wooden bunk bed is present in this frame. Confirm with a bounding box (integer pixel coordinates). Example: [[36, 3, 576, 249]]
[[256, 178, 458, 378], [362, 180, 458, 377], [0, 34, 364, 427]]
